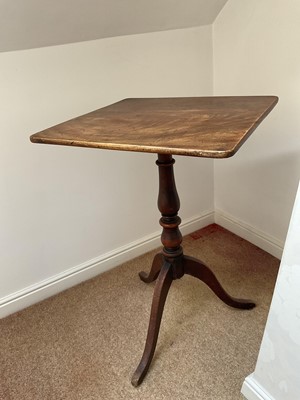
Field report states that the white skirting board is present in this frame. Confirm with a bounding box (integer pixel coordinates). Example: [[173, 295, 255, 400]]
[[0, 211, 214, 319], [1, 209, 284, 319], [215, 209, 284, 260], [242, 375, 275, 400]]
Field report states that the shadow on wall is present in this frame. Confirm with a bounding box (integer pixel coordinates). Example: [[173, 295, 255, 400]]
[[215, 150, 300, 242]]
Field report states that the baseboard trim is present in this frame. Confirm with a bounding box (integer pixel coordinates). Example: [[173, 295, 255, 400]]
[[1, 209, 283, 318], [0, 210, 214, 319], [241, 375, 275, 400], [215, 209, 284, 259]]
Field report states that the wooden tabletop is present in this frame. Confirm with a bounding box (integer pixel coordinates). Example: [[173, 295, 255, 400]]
[[30, 96, 278, 158]]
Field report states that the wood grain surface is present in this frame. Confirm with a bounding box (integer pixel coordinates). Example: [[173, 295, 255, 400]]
[[30, 96, 278, 158]]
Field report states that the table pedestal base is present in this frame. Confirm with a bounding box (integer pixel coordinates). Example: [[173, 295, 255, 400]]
[[131, 154, 255, 387]]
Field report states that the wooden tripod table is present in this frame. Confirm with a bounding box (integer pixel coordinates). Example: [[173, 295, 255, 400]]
[[30, 96, 278, 386]]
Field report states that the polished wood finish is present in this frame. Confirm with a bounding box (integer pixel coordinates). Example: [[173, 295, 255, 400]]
[[139, 253, 163, 283], [131, 154, 255, 386], [30, 96, 278, 387], [183, 255, 255, 309], [30, 96, 278, 158], [132, 260, 173, 387]]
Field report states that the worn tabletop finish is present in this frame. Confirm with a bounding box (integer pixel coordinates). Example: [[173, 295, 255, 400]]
[[30, 95, 278, 386], [30, 96, 278, 158]]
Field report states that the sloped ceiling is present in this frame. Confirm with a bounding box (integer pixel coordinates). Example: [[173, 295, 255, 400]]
[[0, 0, 227, 52]]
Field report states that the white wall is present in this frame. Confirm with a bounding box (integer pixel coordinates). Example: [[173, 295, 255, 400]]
[[0, 26, 214, 317], [0, 0, 228, 51], [242, 181, 300, 400], [214, 2, 300, 398], [213, 0, 300, 255]]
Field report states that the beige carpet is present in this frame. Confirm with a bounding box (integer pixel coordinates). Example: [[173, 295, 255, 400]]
[[0, 224, 280, 400]]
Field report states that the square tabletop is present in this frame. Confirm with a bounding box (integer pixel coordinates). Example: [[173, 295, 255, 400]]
[[30, 96, 278, 158]]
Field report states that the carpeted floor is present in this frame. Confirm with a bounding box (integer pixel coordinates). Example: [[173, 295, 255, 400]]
[[0, 224, 280, 400]]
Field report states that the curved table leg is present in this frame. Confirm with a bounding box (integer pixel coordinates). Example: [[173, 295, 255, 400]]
[[139, 253, 164, 283], [183, 255, 255, 310], [131, 261, 173, 386]]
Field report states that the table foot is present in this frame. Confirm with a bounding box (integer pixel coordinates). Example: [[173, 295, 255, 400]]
[[131, 261, 173, 386], [132, 155, 255, 387], [139, 253, 164, 283], [183, 255, 255, 309]]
